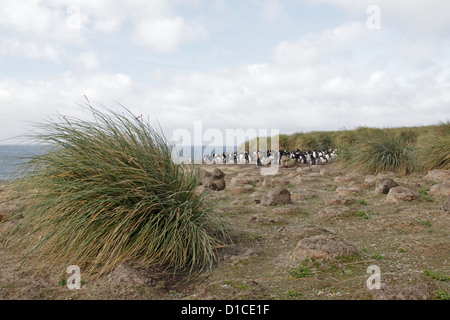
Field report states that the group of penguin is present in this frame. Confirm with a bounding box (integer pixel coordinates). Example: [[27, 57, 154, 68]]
[[203, 149, 337, 166]]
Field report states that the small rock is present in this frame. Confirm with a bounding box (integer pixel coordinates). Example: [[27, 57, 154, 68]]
[[386, 186, 419, 202], [364, 175, 377, 184], [320, 169, 328, 176], [325, 197, 356, 205], [335, 186, 361, 197], [261, 186, 293, 206], [281, 156, 296, 168], [442, 196, 450, 212], [375, 178, 399, 194], [291, 234, 360, 262], [262, 177, 289, 188], [202, 168, 226, 191], [429, 180, 450, 197], [230, 176, 261, 186], [107, 263, 158, 286], [296, 167, 312, 173], [349, 181, 370, 189], [251, 192, 263, 204], [228, 184, 255, 194], [249, 215, 283, 224], [424, 170, 450, 183]]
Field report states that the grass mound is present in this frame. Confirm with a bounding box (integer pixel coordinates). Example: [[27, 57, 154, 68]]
[[338, 129, 416, 174], [7, 105, 228, 279]]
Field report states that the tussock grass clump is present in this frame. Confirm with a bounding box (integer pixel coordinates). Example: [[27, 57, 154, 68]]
[[338, 130, 416, 175], [7, 105, 228, 279], [416, 123, 450, 171]]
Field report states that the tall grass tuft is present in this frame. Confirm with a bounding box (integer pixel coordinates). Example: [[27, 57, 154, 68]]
[[6, 105, 229, 279], [416, 123, 450, 171], [338, 130, 416, 174]]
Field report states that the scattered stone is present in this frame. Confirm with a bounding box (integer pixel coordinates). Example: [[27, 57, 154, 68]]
[[230, 175, 261, 186], [291, 234, 360, 262], [386, 186, 419, 202], [319, 169, 328, 176], [375, 178, 399, 194], [261, 186, 293, 206], [429, 180, 450, 197], [442, 196, 450, 212], [107, 263, 158, 286], [296, 225, 334, 240], [249, 215, 283, 224], [325, 197, 356, 205], [202, 168, 226, 191], [262, 177, 289, 188], [281, 156, 296, 168], [424, 170, 450, 183], [308, 172, 321, 177], [335, 186, 361, 197], [376, 172, 396, 179], [251, 192, 263, 204], [228, 184, 255, 194], [348, 181, 370, 189], [364, 175, 377, 184], [296, 167, 312, 173]]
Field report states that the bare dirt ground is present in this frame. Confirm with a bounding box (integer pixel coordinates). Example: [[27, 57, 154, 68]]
[[0, 162, 449, 300]]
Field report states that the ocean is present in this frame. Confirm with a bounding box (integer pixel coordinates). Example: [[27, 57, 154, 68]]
[[0, 144, 237, 181], [0, 145, 47, 181]]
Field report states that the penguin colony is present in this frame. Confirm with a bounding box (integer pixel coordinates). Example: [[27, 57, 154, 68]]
[[202, 149, 337, 166]]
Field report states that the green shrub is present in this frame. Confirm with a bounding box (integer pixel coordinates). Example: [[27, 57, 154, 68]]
[[7, 105, 228, 279]]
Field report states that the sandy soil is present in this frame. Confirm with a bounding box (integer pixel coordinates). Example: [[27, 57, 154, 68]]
[[0, 162, 448, 300]]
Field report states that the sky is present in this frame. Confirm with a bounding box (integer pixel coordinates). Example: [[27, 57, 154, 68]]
[[0, 0, 449, 145]]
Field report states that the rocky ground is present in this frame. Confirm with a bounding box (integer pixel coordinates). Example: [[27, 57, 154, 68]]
[[0, 162, 449, 300]]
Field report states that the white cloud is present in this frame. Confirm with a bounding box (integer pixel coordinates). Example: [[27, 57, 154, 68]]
[[132, 17, 207, 53], [259, 0, 289, 22]]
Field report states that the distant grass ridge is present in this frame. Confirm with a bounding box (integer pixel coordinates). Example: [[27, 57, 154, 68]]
[[240, 121, 449, 175], [8, 105, 228, 279]]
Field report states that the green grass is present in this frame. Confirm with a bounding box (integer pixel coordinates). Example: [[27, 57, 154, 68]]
[[419, 220, 432, 228], [5, 105, 229, 279], [356, 199, 368, 206], [371, 254, 383, 261], [356, 210, 380, 219], [290, 265, 313, 279], [418, 187, 434, 202], [433, 290, 450, 300], [424, 270, 450, 282], [286, 290, 301, 298]]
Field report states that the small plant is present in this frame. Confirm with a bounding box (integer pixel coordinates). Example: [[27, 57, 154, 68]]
[[398, 248, 409, 253], [418, 187, 434, 202], [433, 290, 450, 300], [357, 199, 368, 206], [424, 270, 449, 282], [58, 278, 67, 287], [419, 220, 432, 228], [357, 211, 370, 219], [371, 253, 383, 261], [357, 210, 380, 219], [286, 290, 301, 298], [290, 265, 312, 279]]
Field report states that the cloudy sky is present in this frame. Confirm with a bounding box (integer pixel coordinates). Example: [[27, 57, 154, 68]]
[[0, 0, 449, 145]]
